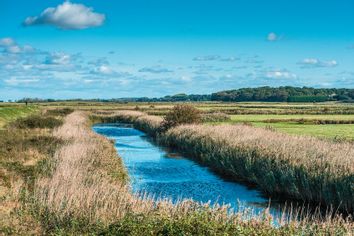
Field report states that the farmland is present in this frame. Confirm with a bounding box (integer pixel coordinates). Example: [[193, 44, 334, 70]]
[[38, 101, 354, 141], [0, 102, 353, 235], [220, 114, 354, 140]]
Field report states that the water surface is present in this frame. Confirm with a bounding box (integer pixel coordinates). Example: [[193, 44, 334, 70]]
[[93, 123, 278, 215]]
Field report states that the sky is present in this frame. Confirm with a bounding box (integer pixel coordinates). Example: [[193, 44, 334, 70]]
[[0, 0, 353, 100]]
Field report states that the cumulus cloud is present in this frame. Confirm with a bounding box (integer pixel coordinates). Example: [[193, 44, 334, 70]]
[[265, 70, 297, 79], [0, 37, 37, 55], [267, 32, 279, 41], [45, 52, 71, 65], [88, 63, 130, 78], [23, 1, 105, 30], [298, 58, 338, 68], [138, 65, 173, 73]]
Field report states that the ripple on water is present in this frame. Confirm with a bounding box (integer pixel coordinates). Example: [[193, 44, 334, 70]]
[[93, 124, 277, 215]]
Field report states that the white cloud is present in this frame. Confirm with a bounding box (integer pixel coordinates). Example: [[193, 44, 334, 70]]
[[267, 32, 278, 41], [0, 38, 16, 47], [5, 77, 40, 86], [265, 70, 297, 79], [97, 65, 114, 75], [298, 58, 338, 68], [219, 56, 240, 62], [193, 55, 221, 61], [139, 65, 173, 73], [0, 37, 38, 54], [6, 45, 21, 54], [23, 1, 105, 30], [45, 52, 71, 65]]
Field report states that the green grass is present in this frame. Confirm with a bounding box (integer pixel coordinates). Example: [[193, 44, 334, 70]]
[[0, 106, 38, 128], [207, 114, 354, 140], [33, 101, 354, 140], [229, 114, 354, 122], [254, 122, 354, 141]]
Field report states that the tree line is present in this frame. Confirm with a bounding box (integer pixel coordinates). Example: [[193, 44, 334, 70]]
[[210, 86, 354, 102], [16, 86, 354, 103]]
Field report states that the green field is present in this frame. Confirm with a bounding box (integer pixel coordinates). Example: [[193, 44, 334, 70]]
[[1, 102, 354, 140], [0, 105, 38, 128], [207, 114, 354, 141]]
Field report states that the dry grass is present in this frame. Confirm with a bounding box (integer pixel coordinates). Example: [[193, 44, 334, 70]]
[[101, 110, 354, 213], [25, 110, 353, 234], [162, 124, 354, 211], [34, 111, 232, 224]]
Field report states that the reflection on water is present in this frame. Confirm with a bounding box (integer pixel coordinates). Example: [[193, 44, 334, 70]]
[[93, 123, 284, 217]]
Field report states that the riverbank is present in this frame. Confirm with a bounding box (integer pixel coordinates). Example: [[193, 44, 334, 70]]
[[93, 123, 270, 213], [1, 109, 352, 234], [92, 110, 354, 214]]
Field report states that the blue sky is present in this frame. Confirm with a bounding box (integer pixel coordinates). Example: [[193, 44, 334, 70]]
[[1, 0, 353, 100]]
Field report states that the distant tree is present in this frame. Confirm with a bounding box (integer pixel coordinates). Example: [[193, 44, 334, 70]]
[[160, 104, 201, 131]]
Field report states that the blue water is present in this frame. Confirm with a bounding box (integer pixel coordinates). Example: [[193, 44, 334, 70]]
[[93, 123, 278, 215]]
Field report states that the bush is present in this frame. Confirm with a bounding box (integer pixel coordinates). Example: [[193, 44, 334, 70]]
[[12, 115, 63, 129], [46, 108, 74, 116], [160, 104, 201, 131]]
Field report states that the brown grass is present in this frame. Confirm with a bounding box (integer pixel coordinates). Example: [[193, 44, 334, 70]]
[[161, 124, 354, 212], [26, 110, 354, 234], [99, 110, 354, 213]]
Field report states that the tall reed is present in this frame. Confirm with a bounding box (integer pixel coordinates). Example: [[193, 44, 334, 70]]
[[101, 110, 354, 213], [31, 111, 353, 234]]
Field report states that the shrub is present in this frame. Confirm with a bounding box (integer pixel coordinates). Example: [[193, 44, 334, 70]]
[[12, 115, 63, 129], [160, 104, 201, 131], [46, 108, 74, 116]]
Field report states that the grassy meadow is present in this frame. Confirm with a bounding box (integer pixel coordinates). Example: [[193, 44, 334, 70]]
[[0, 105, 38, 128], [45, 100, 354, 141], [217, 114, 354, 140], [0, 102, 353, 235]]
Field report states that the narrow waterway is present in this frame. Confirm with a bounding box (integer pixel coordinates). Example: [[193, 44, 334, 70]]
[[93, 123, 282, 216]]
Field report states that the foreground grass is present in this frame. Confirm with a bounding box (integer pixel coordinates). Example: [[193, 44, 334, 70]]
[[0, 112, 64, 234], [1, 109, 353, 234], [33, 110, 352, 235]]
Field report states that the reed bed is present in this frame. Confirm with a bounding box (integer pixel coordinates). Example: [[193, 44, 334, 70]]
[[101, 110, 354, 213], [34, 111, 290, 234], [91, 110, 162, 136], [161, 124, 354, 212], [30, 111, 354, 234]]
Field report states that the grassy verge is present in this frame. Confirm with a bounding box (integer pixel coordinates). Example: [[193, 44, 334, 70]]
[[0, 110, 65, 234], [0, 106, 38, 129]]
